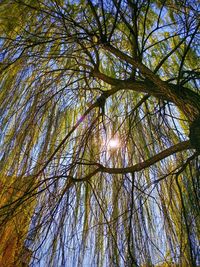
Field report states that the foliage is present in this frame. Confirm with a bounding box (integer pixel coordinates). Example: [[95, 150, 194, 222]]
[[0, 0, 199, 266], [0, 175, 35, 266]]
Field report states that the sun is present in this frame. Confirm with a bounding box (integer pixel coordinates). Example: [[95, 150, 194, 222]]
[[108, 138, 120, 149]]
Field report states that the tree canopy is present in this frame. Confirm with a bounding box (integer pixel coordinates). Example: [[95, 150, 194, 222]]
[[0, 0, 199, 266]]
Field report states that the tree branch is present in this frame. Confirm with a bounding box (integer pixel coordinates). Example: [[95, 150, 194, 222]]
[[93, 68, 200, 112], [71, 140, 192, 182], [100, 140, 191, 174], [102, 43, 200, 119]]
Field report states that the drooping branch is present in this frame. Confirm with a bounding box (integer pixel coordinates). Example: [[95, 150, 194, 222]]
[[35, 86, 119, 176], [72, 140, 192, 181], [100, 140, 191, 174]]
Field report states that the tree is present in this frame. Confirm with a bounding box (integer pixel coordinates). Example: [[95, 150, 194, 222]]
[[0, 0, 199, 266]]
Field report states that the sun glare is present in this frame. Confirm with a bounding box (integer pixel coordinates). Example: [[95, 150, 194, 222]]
[[108, 138, 120, 149]]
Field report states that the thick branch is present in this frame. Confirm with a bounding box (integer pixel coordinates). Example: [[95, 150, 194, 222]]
[[100, 140, 191, 174], [93, 69, 154, 94], [93, 69, 200, 112], [72, 140, 192, 182], [102, 44, 200, 119]]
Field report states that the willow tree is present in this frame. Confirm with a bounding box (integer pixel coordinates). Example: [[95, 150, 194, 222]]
[[0, 0, 199, 266]]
